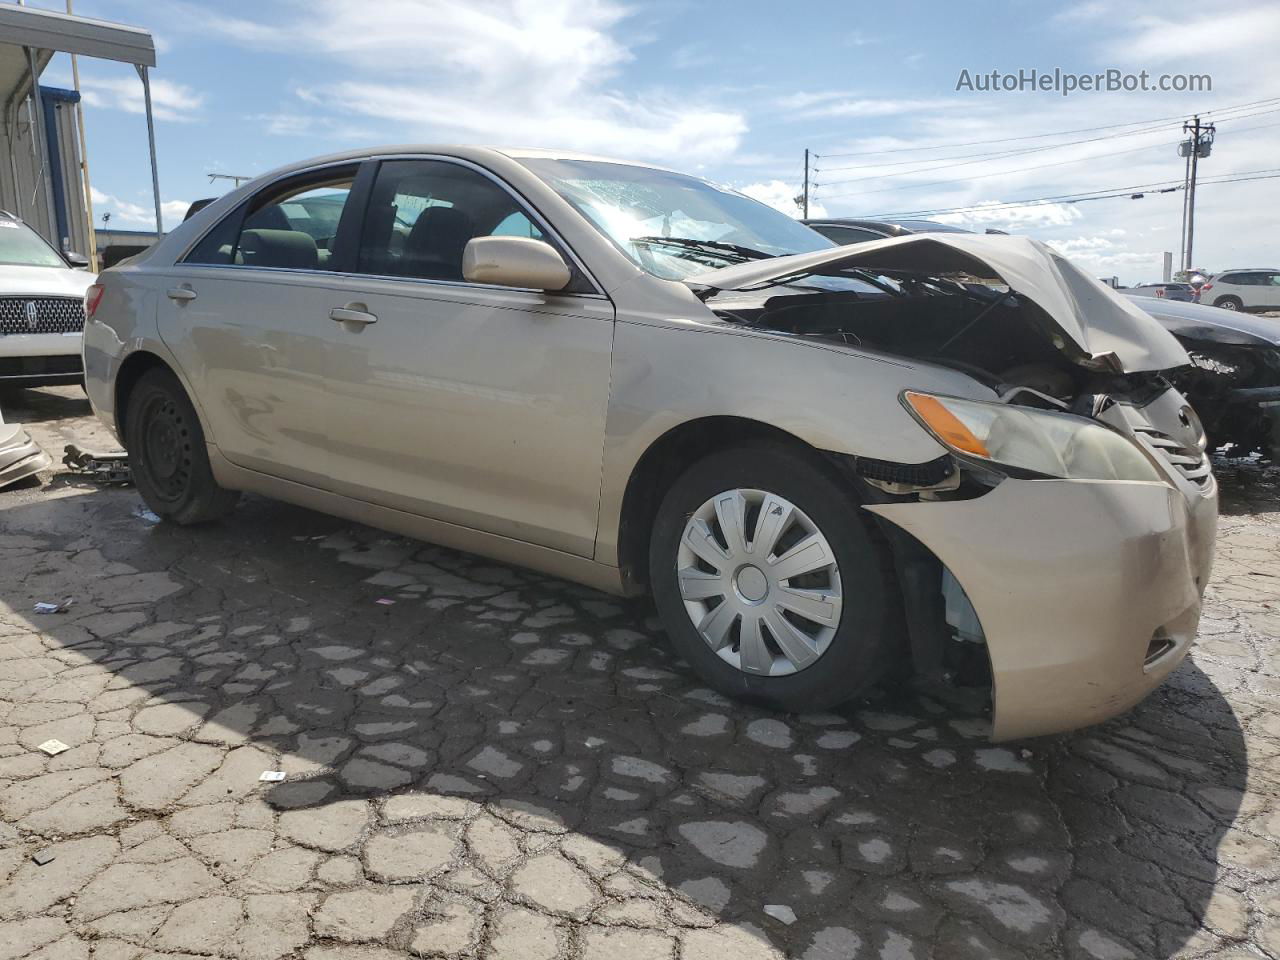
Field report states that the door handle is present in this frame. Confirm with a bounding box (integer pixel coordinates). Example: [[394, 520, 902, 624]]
[[329, 306, 377, 326], [166, 286, 197, 303]]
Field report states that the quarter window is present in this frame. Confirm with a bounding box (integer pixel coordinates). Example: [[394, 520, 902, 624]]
[[354, 160, 555, 283]]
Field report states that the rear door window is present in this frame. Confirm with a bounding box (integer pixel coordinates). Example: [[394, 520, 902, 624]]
[[184, 166, 358, 270]]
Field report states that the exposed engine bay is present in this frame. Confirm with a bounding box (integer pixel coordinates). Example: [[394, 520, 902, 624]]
[[703, 272, 1181, 418]]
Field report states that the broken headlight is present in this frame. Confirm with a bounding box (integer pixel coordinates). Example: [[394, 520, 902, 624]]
[[902, 391, 1165, 483]]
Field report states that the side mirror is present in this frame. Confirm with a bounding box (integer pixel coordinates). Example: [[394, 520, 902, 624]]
[[64, 251, 91, 269], [462, 236, 571, 291]]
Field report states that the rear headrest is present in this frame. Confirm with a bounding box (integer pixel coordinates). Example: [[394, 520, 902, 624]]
[[240, 229, 318, 270]]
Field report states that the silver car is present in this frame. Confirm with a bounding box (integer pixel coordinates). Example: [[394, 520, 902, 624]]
[[83, 146, 1217, 740]]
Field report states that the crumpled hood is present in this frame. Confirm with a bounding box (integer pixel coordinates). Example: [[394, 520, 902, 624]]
[[685, 233, 1190, 373]]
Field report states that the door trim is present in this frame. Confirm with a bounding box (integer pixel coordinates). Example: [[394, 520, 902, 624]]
[[207, 445, 631, 596]]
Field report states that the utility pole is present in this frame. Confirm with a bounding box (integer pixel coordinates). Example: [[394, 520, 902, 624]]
[[802, 149, 810, 219], [1181, 115, 1214, 274], [1177, 144, 1191, 273]]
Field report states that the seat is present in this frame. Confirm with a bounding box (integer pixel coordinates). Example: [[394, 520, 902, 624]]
[[239, 229, 318, 270], [398, 206, 475, 280]]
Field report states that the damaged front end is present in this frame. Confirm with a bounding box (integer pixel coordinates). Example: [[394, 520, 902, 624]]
[[688, 234, 1218, 739], [1131, 297, 1280, 459]]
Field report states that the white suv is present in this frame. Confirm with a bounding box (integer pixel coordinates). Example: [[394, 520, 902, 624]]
[[1200, 268, 1280, 312], [0, 211, 96, 387]]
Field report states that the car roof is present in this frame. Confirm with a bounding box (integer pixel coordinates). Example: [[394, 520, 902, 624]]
[[1217, 267, 1280, 273], [226, 145, 693, 199]]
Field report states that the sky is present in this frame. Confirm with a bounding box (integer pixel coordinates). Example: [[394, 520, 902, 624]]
[[26, 0, 1280, 284]]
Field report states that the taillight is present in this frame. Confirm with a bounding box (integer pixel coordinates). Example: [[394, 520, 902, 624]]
[[1200, 282, 1213, 292], [85, 283, 104, 319]]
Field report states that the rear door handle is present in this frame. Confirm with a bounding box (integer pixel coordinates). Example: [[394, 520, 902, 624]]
[[329, 306, 377, 326], [166, 286, 197, 303]]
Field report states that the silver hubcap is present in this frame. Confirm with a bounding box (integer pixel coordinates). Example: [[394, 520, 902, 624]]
[[676, 488, 843, 677]]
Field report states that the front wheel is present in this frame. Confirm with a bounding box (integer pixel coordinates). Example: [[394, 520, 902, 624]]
[[649, 445, 895, 712], [125, 367, 239, 524], [1214, 296, 1243, 311]]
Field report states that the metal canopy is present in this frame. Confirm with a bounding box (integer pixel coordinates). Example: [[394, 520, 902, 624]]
[[0, 4, 160, 243], [0, 5, 155, 68]]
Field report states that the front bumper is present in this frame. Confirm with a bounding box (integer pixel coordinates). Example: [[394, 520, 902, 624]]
[[0, 332, 84, 384], [868, 475, 1217, 740]]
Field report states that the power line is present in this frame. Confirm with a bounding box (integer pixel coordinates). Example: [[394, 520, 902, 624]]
[[817, 137, 1185, 199], [860, 167, 1280, 220], [813, 95, 1280, 160], [815, 104, 1280, 177], [815, 108, 1280, 201]]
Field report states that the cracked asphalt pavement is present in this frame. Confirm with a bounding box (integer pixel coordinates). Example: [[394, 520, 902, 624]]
[[1, 386, 1279, 960]]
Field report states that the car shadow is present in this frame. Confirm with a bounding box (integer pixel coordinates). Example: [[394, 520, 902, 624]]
[[0, 488, 1253, 959], [1214, 454, 1280, 516], [0, 384, 92, 425]]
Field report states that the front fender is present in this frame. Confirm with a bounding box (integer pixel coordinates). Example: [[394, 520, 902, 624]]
[[595, 318, 994, 567]]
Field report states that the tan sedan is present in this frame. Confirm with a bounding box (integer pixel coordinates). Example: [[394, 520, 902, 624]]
[[82, 147, 1216, 740]]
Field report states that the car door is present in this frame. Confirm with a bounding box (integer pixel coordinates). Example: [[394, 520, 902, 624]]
[[159, 163, 363, 488], [319, 157, 615, 558], [1239, 272, 1267, 310], [1263, 273, 1280, 310]]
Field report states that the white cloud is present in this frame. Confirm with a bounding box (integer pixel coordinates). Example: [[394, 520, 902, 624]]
[[78, 74, 204, 123], [181, 0, 746, 165], [738, 180, 827, 219], [91, 187, 189, 230], [934, 202, 1084, 231], [1099, 5, 1280, 63], [775, 91, 953, 119]]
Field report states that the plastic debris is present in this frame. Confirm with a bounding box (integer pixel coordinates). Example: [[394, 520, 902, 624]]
[[763, 904, 797, 925], [259, 770, 287, 782], [33, 598, 74, 614], [62, 444, 132, 485], [375, 598, 396, 606], [31, 849, 56, 865], [0, 416, 51, 489], [37, 739, 71, 756], [134, 506, 162, 524], [1020, 748, 1033, 760]]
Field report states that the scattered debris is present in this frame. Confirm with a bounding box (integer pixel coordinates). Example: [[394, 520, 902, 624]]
[[375, 598, 396, 606], [1020, 748, 1034, 760], [62, 444, 132, 485], [37, 739, 71, 756], [33, 598, 74, 614], [0, 415, 51, 489], [763, 904, 797, 925], [31, 849, 56, 866], [259, 770, 287, 782], [134, 506, 162, 524]]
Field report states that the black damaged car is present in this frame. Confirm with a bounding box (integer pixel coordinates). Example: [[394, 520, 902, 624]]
[[1125, 294, 1280, 459]]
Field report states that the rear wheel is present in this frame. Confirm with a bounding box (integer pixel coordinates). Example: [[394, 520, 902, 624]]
[[1214, 295, 1243, 311], [649, 445, 895, 712], [124, 367, 239, 524]]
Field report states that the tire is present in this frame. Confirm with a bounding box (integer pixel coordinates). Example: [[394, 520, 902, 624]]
[[649, 444, 895, 712], [124, 367, 239, 524], [1214, 296, 1243, 311]]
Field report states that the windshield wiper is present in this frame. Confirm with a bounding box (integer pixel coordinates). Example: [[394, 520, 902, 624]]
[[630, 236, 775, 261]]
